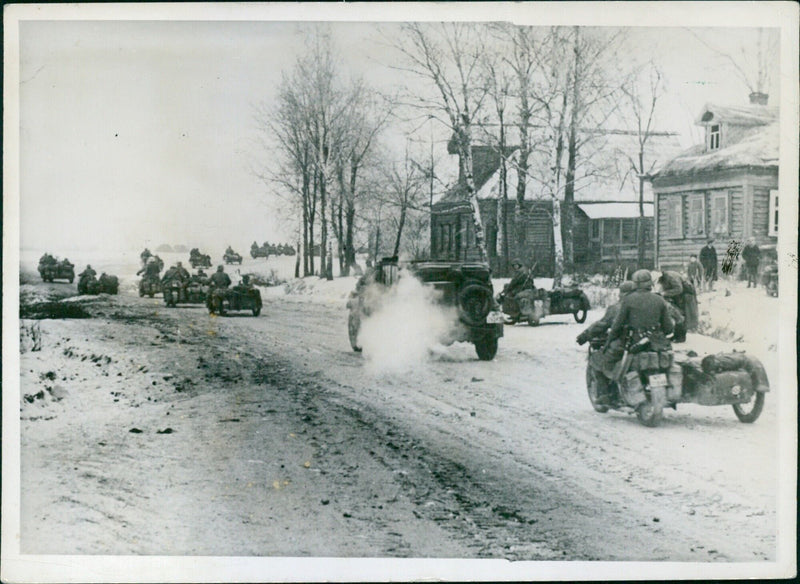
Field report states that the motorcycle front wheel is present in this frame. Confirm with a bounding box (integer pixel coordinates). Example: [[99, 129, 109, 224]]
[[636, 400, 663, 427], [732, 392, 765, 423], [586, 367, 609, 413]]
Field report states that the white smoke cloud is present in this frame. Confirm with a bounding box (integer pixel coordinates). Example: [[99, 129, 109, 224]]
[[358, 274, 459, 376]]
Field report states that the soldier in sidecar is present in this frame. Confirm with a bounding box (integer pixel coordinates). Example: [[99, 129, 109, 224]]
[[497, 260, 590, 326]]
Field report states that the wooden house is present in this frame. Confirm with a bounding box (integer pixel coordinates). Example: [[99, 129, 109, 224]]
[[431, 131, 682, 276], [651, 94, 779, 271]]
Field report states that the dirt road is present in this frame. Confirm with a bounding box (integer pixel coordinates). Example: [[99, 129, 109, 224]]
[[18, 281, 778, 561]]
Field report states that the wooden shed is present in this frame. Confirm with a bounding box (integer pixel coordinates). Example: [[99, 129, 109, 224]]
[[651, 97, 779, 271]]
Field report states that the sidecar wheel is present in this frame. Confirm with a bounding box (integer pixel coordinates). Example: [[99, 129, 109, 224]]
[[586, 367, 609, 413], [573, 308, 587, 323], [732, 391, 765, 423], [636, 400, 663, 427]]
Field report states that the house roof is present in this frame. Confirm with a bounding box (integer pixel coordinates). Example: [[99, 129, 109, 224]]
[[695, 103, 779, 126], [434, 131, 684, 208], [577, 202, 653, 219], [655, 122, 779, 178]]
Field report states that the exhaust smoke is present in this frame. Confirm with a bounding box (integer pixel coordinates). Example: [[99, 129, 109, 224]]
[[358, 275, 458, 376]]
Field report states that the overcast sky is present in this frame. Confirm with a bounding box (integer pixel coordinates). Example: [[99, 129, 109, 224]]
[[13, 7, 784, 253]]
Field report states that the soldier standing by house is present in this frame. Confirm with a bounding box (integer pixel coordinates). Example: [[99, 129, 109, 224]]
[[687, 254, 703, 290], [699, 239, 718, 291], [657, 270, 698, 342], [742, 237, 761, 288]]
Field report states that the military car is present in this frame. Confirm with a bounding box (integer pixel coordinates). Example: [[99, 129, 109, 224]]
[[347, 257, 504, 360]]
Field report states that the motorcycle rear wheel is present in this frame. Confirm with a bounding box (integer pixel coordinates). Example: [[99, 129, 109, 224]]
[[636, 400, 663, 427], [586, 367, 609, 413], [732, 391, 765, 423]]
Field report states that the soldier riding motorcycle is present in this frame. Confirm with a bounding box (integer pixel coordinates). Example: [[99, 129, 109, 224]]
[[580, 270, 769, 426], [496, 259, 536, 325], [580, 269, 675, 426]]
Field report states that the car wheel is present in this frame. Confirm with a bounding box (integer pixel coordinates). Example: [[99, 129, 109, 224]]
[[474, 335, 498, 361], [732, 391, 765, 423], [252, 305, 261, 316], [573, 308, 587, 323], [348, 310, 362, 352]]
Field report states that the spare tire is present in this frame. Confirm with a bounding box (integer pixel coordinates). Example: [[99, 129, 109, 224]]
[[458, 282, 493, 327]]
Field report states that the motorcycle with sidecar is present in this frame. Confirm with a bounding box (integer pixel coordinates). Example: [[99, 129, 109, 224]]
[[585, 336, 768, 427], [207, 285, 262, 316], [498, 286, 590, 326]]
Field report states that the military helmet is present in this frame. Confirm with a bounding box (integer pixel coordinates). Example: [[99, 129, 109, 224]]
[[632, 269, 652, 289], [217, 265, 224, 271], [619, 281, 636, 296]]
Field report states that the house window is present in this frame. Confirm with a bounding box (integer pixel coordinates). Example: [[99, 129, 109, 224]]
[[687, 194, 705, 237], [621, 219, 637, 244], [591, 221, 600, 239], [663, 196, 683, 238], [709, 124, 720, 150], [710, 192, 729, 236], [769, 189, 779, 236], [603, 219, 620, 244]]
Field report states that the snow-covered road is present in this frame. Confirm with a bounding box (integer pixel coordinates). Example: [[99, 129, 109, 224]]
[[15, 253, 782, 566]]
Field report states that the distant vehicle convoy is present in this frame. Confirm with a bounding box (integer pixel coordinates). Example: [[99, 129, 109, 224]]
[[250, 241, 295, 259]]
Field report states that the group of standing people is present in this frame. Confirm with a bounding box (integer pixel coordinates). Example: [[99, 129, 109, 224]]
[[687, 237, 762, 291]]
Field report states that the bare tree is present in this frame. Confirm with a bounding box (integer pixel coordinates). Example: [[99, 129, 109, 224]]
[[333, 82, 391, 275], [687, 27, 779, 97], [391, 23, 491, 262], [620, 63, 664, 268], [479, 34, 514, 274]]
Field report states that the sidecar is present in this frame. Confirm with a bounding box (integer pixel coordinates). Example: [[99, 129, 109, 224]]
[[670, 351, 768, 422], [207, 286, 262, 316], [502, 287, 590, 326]]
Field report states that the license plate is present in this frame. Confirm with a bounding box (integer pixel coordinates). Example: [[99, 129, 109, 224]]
[[649, 373, 668, 387], [486, 311, 505, 324]]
